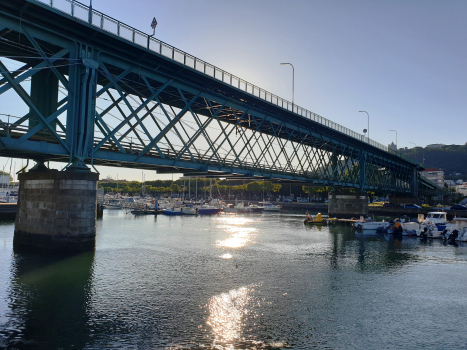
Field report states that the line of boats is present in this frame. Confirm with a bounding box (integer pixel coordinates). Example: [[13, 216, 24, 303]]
[[352, 211, 467, 242], [104, 196, 283, 216]]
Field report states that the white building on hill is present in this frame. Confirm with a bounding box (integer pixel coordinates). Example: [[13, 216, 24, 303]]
[[421, 168, 445, 188]]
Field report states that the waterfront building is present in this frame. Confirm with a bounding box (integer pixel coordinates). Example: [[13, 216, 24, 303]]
[[426, 143, 445, 149], [420, 168, 445, 187], [456, 183, 467, 196]]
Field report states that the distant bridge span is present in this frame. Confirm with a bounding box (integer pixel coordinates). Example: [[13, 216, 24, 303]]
[[0, 0, 425, 195]]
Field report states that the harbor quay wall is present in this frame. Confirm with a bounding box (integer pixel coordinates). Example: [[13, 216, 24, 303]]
[[14, 170, 99, 252], [221, 200, 467, 218]]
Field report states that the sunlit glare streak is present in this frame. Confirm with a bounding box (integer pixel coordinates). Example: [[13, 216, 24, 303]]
[[215, 227, 258, 249], [206, 286, 253, 346], [214, 216, 259, 249], [215, 216, 257, 226], [220, 253, 232, 259]]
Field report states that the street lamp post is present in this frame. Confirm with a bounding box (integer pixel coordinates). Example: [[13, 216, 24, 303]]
[[358, 111, 369, 141], [389, 129, 397, 150], [88, 0, 93, 23], [280, 63, 294, 112]]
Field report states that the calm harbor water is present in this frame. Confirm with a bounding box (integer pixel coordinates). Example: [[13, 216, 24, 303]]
[[1, 210, 467, 349]]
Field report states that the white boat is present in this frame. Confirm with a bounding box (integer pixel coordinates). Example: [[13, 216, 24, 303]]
[[400, 222, 425, 237], [223, 200, 246, 213], [420, 212, 448, 238], [422, 211, 448, 226], [440, 218, 467, 242], [261, 202, 281, 212], [246, 204, 263, 213], [353, 216, 389, 231], [353, 221, 389, 231], [104, 199, 123, 209], [0, 191, 18, 203], [181, 206, 198, 215]]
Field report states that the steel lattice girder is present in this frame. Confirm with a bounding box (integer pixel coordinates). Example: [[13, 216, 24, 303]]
[[0, 5, 417, 193]]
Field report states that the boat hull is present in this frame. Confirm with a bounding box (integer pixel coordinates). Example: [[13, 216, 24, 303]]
[[353, 222, 389, 230], [304, 220, 327, 226], [198, 208, 221, 215]]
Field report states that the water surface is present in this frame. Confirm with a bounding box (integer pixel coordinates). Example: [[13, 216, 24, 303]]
[[1, 211, 467, 349]]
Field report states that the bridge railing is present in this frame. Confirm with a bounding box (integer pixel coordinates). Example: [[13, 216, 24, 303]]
[[34, 0, 412, 163]]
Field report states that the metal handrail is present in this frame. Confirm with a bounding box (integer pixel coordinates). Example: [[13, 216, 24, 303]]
[[34, 0, 412, 163]]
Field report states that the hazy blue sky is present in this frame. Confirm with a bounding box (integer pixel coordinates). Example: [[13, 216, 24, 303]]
[[1, 0, 466, 181]]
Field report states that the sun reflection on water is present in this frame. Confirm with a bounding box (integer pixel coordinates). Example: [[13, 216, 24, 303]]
[[214, 216, 259, 249], [206, 286, 254, 347]]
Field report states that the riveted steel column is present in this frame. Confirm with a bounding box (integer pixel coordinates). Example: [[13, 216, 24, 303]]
[[412, 168, 419, 200], [28, 69, 58, 140], [66, 46, 98, 167], [359, 154, 366, 192]]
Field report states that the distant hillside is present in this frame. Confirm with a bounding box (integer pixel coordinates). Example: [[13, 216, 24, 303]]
[[399, 144, 467, 177]]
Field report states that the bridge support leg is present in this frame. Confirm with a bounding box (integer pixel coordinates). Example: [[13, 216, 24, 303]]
[[28, 69, 58, 140], [14, 166, 99, 252], [328, 192, 368, 218]]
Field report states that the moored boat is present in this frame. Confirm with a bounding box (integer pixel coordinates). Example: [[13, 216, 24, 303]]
[[163, 207, 182, 215], [246, 204, 263, 213], [181, 206, 198, 215], [223, 200, 246, 213], [261, 202, 281, 212], [440, 218, 467, 242], [198, 205, 221, 215], [304, 213, 327, 226], [353, 217, 389, 231]]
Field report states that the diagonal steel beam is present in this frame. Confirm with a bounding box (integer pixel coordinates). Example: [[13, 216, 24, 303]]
[[134, 91, 202, 161], [99, 63, 164, 146], [22, 29, 70, 90], [96, 66, 133, 97], [92, 73, 172, 153], [16, 103, 68, 144], [0, 49, 69, 96], [206, 104, 243, 169], [137, 97, 177, 155], [94, 111, 127, 154], [178, 91, 224, 166], [106, 91, 146, 147], [0, 61, 70, 153]]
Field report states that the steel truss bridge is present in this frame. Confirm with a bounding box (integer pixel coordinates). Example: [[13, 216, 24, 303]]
[[0, 0, 433, 196]]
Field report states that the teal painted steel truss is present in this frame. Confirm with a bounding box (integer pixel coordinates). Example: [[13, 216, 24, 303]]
[[0, 0, 419, 193]]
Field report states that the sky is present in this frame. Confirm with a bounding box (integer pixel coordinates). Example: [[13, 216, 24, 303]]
[[1, 0, 466, 181]]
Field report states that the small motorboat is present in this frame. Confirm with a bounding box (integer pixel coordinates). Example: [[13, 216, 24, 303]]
[[223, 200, 246, 213], [163, 207, 182, 215], [353, 217, 389, 231], [440, 218, 467, 242], [198, 205, 221, 215], [130, 209, 162, 215], [261, 202, 281, 212], [181, 206, 198, 215], [304, 213, 327, 226], [246, 204, 264, 213]]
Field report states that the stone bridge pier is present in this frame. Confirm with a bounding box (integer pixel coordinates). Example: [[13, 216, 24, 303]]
[[328, 192, 369, 218], [14, 169, 99, 251]]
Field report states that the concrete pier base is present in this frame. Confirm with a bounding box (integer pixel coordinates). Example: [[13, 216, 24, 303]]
[[328, 192, 368, 218], [14, 170, 99, 252]]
